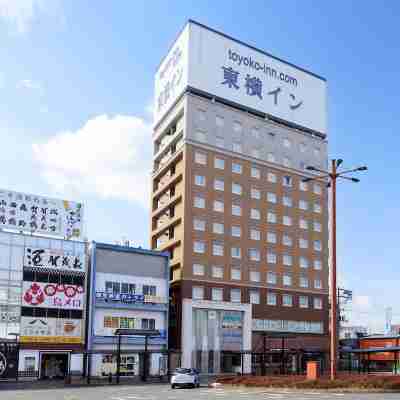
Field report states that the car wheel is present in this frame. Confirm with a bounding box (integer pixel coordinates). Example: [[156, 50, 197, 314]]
[[197, 383, 200, 388], [171, 384, 175, 389]]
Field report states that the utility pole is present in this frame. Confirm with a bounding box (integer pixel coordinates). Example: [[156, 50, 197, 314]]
[[303, 159, 367, 380]]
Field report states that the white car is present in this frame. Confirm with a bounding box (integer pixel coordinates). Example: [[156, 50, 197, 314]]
[[171, 368, 200, 389]]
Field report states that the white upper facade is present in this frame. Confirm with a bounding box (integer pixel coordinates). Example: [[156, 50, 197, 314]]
[[154, 20, 327, 135]]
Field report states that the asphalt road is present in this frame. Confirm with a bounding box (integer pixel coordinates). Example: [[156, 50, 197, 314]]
[[0, 384, 399, 400]]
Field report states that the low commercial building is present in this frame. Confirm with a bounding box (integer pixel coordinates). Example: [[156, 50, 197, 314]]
[[87, 242, 169, 378]]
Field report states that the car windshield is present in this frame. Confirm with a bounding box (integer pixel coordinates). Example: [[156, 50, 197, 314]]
[[175, 368, 192, 374]]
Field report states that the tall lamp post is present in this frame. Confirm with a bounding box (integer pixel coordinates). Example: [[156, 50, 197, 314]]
[[303, 159, 367, 381]]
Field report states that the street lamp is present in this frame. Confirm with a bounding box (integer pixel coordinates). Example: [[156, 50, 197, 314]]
[[302, 159, 367, 380]]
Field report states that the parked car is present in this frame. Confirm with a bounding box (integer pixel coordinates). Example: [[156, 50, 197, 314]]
[[171, 368, 200, 388]]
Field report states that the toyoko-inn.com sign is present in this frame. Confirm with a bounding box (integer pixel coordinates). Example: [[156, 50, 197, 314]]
[[0, 189, 83, 239], [154, 21, 327, 134]]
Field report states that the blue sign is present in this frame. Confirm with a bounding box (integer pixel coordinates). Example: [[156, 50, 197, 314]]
[[96, 291, 145, 304]]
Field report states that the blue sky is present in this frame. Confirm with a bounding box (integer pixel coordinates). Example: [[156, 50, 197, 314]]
[[0, 1, 399, 332]]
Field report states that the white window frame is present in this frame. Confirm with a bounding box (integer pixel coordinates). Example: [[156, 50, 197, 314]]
[[214, 157, 225, 170]]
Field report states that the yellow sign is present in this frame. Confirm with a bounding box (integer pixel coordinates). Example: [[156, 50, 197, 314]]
[[20, 336, 83, 344], [144, 295, 167, 304]]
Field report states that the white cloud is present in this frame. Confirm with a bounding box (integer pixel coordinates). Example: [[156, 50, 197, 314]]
[[33, 114, 153, 207], [16, 79, 42, 91], [0, 0, 55, 33]]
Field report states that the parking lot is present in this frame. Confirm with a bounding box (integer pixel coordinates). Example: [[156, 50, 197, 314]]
[[0, 384, 400, 400]]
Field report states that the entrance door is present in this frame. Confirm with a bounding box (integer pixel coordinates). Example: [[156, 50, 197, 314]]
[[40, 353, 69, 379]]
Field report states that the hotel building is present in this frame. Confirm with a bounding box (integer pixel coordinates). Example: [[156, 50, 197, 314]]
[[150, 20, 329, 373]]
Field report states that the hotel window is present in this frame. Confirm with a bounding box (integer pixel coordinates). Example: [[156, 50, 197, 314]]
[[213, 222, 224, 235], [299, 238, 309, 249], [314, 183, 322, 195], [231, 267, 241, 280], [193, 263, 205, 276], [267, 271, 277, 284], [198, 109, 206, 121], [193, 218, 206, 231], [283, 274, 292, 286], [231, 288, 241, 303], [250, 270, 260, 282], [267, 152, 275, 163], [120, 317, 135, 329], [314, 221, 322, 232], [314, 297, 323, 310], [267, 192, 277, 203], [231, 225, 241, 237], [267, 292, 277, 306], [314, 259, 322, 270], [267, 232, 277, 244], [195, 130, 206, 142], [283, 234, 293, 247], [231, 247, 241, 259], [233, 142, 242, 153], [283, 254, 293, 266], [314, 278, 322, 289], [212, 288, 223, 302], [300, 276, 309, 288], [212, 265, 224, 279], [251, 187, 261, 199], [283, 216, 292, 226], [282, 294, 293, 307], [233, 121, 242, 132], [268, 172, 277, 183], [267, 212, 277, 224], [314, 147, 321, 158], [194, 196, 205, 209], [283, 196, 292, 207], [251, 127, 260, 139], [251, 166, 261, 179], [251, 208, 261, 220], [193, 241, 205, 254], [104, 316, 119, 328], [300, 256, 309, 269], [216, 136, 224, 148], [212, 241, 224, 256], [214, 200, 224, 213], [232, 162, 242, 174], [142, 318, 156, 331], [299, 296, 309, 308], [283, 138, 291, 148], [249, 248, 260, 261], [214, 157, 225, 169], [299, 180, 308, 191], [267, 251, 277, 264], [232, 204, 242, 216], [314, 202, 322, 213], [216, 115, 224, 127], [283, 157, 291, 168], [232, 183, 242, 195], [250, 229, 261, 241], [300, 142, 307, 152], [299, 200, 308, 210], [214, 179, 224, 191], [143, 285, 156, 296], [192, 286, 204, 300], [252, 148, 260, 158], [194, 152, 207, 165], [282, 175, 293, 187], [299, 218, 308, 230], [249, 290, 260, 304], [314, 240, 322, 252]]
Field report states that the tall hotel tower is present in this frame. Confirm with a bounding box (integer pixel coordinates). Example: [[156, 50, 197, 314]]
[[151, 20, 329, 374]]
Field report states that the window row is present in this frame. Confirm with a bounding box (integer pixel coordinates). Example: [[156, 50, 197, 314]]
[[192, 285, 324, 309], [193, 219, 322, 239], [193, 240, 323, 257], [193, 196, 322, 217], [103, 316, 156, 330], [192, 263, 323, 288], [104, 281, 157, 296], [193, 157, 323, 195]]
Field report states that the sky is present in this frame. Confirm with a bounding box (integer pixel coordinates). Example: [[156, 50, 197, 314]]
[[0, 0, 399, 333]]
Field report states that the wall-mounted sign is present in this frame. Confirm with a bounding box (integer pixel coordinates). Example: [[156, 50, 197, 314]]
[[155, 21, 327, 134], [0, 189, 84, 239], [252, 319, 323, 334], [95, 292, 167, 305], [0, 309, 20, 323], [20, 317, 83, 343], [22, 281, 84, 310], [24, 247, 85, 272], [0, 343, 18, 379]]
